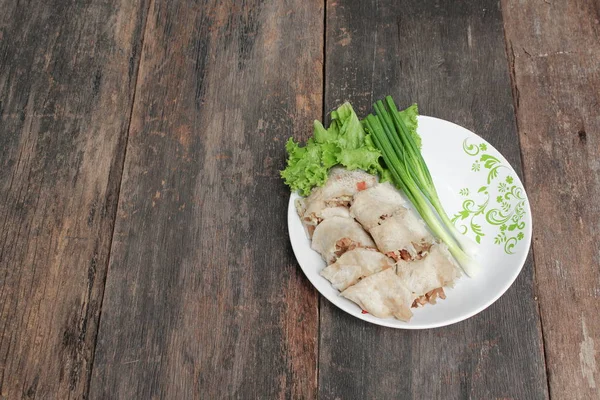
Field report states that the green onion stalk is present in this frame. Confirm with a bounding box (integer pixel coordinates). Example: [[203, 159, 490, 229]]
[[364, 99, 480, 277], [383, 97, 480, 258]]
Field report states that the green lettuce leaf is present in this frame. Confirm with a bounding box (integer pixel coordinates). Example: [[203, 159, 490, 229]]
[[281, 102, 383, 195], [280, 138, 328, 195], [379, 168, 394, 183], [320, 142, 340, 168], [330, 103, 365, 149], [397, 103, 421, 149], [313, 120, 338, 144], [336, 147, 381, 173], [280, 101, 420, 196]]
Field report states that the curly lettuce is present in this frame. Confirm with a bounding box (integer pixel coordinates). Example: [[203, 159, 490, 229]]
[[281, 101, 419, 196], [398, 103, 421, 149]]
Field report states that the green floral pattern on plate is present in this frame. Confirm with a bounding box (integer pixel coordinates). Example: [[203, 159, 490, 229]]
[[452, 138, 527, 254]]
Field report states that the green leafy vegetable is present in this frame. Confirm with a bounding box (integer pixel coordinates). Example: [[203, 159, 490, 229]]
[[281, 102, 384, 196], [281, 138, 329, 195], [397, 103, 421, 149]]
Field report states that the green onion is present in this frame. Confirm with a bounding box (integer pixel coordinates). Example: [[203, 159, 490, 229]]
[[365, 97, 480, 277], [384, 97, 479, 257]]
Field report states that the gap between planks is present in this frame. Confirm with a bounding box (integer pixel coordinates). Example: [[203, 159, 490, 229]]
[[83, 0, 154, 397]]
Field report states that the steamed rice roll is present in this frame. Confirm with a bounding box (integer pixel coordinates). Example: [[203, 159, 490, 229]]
[[341, 268, 414, 321], [350, 182, 408, 230], [302, 206, 350, 237], [369, 212, 434, 261], [296, 168, 377, 234], [311, 216, 375, 263], [320, 248, 393, 291], [396, 243, 461, 302]]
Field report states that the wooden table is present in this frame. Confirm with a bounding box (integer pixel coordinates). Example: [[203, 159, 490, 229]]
[[1, 0, 598, 398]]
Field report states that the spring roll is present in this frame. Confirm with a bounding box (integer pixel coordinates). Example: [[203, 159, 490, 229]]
[[320, 248, 393, 291], [341, 268, 414, 321], [369, 212, 434, 261], [311, 216, 375, 264], [396, 243, 461, 300], [350, 182, 408, 230], [296, 168, 377, 235]]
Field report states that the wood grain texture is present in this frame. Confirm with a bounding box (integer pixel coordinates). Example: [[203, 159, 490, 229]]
[[502, 0, 600, 398], [88, 1, 322, 398], [0, 0, 148, 398], [319, 1, 549, 399]]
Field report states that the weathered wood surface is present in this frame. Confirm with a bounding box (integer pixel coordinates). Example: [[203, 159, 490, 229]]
[[319, 1, 548, 398], [0, 0, 147, 398], [2, 0, 599, 398], [88, 1, 322, 398], [502, 0, 600, 398]]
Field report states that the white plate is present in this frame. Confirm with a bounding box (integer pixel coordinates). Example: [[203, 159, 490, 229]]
[[288, 115, 532, 329]]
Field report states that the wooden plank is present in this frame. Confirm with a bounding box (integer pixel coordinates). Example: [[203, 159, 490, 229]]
[[0, 0, 148, 398], [319, 1, 549, 398], [88, 1, 322, 398], [502, 0, 600, 397]]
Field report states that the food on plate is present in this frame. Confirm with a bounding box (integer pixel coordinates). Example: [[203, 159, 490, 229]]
[[304, 206, 350, 236], [369, 213, 434, 261], [341, 268, 414, 321], [304, 169, 461, 320], [296, 167, 376, 236], [350, 181, 434, 260], [396, 243, 461, 305], [310, 216, 375, 264], [320, 248, 394, 291], [305, 169, 459, 321], [281, 97, 481, 323], [349, 182, 407, 230]]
